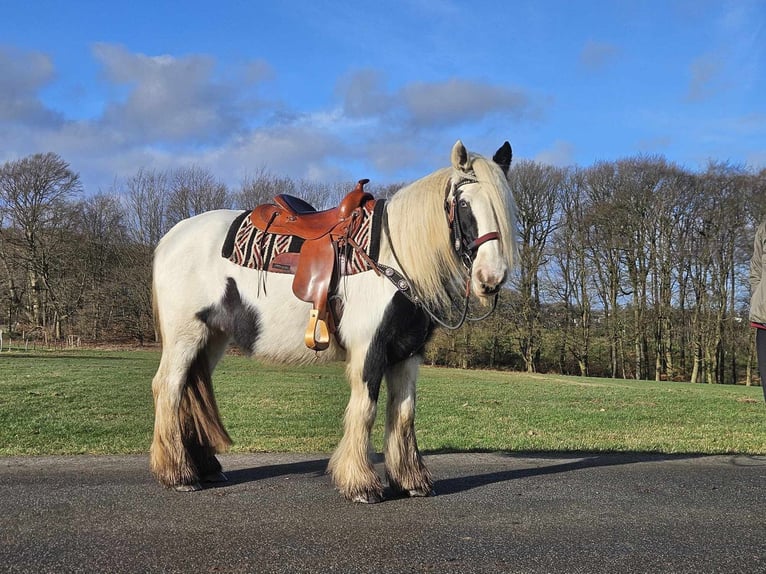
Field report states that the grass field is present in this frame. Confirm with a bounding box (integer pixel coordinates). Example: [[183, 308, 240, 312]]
[[1, 348, 764, 456]]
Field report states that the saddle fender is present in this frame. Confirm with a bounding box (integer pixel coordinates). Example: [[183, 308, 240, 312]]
[[248, 180, 373, 351]]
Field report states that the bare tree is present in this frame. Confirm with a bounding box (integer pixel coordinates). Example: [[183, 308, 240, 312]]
[[583, 162, 628, 378], [508, 160, 564, 372], [165, 165, 231, 227], [610, 156, 667, 380], [0, 153, 82, 332], [642, 159, 693, 381], [549, 167, 592, 375], [0, 196, 22, 331], [660, 168, 698, 380], [118, 167, 172, 343], [236, 167, 296, 208], [122, 168, 170, 247], [77, 193, 127, 339]]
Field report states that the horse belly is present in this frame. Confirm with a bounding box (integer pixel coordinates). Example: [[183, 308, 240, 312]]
[[242, 271, 396, 363]]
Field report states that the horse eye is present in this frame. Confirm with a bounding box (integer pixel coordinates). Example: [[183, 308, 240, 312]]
[[458, 199, 469, 209]]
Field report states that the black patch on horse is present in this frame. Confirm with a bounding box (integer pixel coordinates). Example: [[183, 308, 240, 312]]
[[363, 292, 434, 402], [457, 199, 479, 244], [452, 197, 480, 260], [368, 199, 387, 263], [196, 277, 261, 354]]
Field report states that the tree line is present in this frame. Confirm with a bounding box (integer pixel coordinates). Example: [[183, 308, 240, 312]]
[[1, 152, 764, 384]]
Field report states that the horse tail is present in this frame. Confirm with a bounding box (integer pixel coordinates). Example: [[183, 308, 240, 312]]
[[180, 351, 233, 453], [151, 274, 163, 344]]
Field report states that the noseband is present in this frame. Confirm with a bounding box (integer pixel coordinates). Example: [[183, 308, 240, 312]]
[[445, 176, 500, 269]]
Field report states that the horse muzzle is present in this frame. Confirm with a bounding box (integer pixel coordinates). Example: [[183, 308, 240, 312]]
[[473, 266, 507, 299]]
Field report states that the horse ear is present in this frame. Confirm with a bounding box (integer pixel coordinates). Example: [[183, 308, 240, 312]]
[[493, 141, 513, 175], [451, 140, 470, 171]]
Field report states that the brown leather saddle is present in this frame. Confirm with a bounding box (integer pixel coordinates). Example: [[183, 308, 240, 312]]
[[250, 179, 373, 351]]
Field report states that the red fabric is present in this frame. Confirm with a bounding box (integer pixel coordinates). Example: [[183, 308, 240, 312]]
[[751, 322, 766, 330]]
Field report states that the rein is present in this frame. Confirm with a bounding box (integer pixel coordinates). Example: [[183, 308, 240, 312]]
[[376, 175, 501, 330]]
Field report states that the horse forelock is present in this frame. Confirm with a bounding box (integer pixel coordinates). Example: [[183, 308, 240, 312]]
[[384, 153, 518, 309]]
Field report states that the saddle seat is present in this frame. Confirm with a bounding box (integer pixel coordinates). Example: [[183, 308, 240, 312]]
[[274, 194, 317, 214], [253, 179, 372, 241], [249, 179, 374, 351]]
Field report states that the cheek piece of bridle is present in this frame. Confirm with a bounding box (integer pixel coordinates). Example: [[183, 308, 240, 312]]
[[445, 178, 501, 271]]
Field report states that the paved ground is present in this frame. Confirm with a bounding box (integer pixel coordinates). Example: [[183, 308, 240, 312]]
[[0, 452, 764, 573]]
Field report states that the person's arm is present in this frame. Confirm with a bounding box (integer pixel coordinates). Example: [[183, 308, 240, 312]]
[[752, 222, 765, 294]]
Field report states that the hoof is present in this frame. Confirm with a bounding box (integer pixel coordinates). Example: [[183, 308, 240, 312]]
[[173, 482, 202, 492], [407, 487, 435, 498], [203, 471, 228, 483], [351, 491, 384, 504], [388, 477, 435, 498]]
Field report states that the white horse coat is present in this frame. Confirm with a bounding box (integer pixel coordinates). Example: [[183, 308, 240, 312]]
[[150, 140, 518, 503]]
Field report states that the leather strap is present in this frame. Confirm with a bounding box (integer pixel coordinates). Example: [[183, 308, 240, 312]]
[[467, 231, 500, 251]]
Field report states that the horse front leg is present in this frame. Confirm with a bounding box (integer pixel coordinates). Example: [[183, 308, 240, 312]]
[[328, 355, 383, 503], [384, 355, 434, 497]]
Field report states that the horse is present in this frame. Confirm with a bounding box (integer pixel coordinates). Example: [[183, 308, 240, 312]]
[[150, 140, 518, 503]]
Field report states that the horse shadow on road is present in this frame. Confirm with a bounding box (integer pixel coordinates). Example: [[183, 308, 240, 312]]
[[428, 452, 706, 497], [217, 452, 712, 499], [222, 457, 330, 486]]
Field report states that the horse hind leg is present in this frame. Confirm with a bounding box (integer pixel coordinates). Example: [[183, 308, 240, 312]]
[[151, 277, 260, 491], [150, 345, 200, 490], [150, 334, 232, 491], [185, 277, 262, 483], [179, 334, 233, 486], [384, 356, 434, 497]]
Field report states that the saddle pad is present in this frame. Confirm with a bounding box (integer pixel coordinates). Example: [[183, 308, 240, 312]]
[[222, 200, 385, 275]]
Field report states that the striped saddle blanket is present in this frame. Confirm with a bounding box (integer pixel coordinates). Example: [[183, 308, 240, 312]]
[[222, 199, 386, 276]]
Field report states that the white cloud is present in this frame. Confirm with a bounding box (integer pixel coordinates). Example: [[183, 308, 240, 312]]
[[0, 44, 544, 192], [535, 140, 575, 167], [686, 54, 723, 102], [579, 40, 620, 72], [336, 69, 394, 119], [92, 43, 248, 143], [402, 79, 536, 127], [364, 138, 432, 174], [242, 59, 275, 84], [0, 46, 63, 127], [336, 71, 542, 129], [205, 125, 347, 184]]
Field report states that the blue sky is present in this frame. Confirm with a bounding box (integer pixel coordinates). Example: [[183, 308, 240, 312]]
[[1, 0, 764, 193]]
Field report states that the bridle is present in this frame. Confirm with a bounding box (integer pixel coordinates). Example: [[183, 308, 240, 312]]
[[445, 176, 501, 270], [379, 173, 502, 330]]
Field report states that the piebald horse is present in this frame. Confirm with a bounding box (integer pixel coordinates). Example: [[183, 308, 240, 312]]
[[150, 140, 518, 502]]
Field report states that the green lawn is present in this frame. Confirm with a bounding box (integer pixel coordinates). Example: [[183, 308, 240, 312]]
[[1, 349, 764, 456]]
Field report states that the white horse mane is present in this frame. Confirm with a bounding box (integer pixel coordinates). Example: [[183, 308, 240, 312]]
[[383, 152, 518, 310]]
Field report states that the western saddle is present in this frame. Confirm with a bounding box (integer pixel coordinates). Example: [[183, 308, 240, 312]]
[[250, 179, 373, 351]]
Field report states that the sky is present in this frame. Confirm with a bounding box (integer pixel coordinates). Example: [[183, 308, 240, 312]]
[[1, 0, 764, 194]]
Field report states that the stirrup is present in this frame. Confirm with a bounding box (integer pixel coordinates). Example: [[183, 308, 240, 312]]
[[305, 309, 331, 351]]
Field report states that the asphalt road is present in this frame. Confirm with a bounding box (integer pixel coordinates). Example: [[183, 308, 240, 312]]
[[1, 452, 764, 573]]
